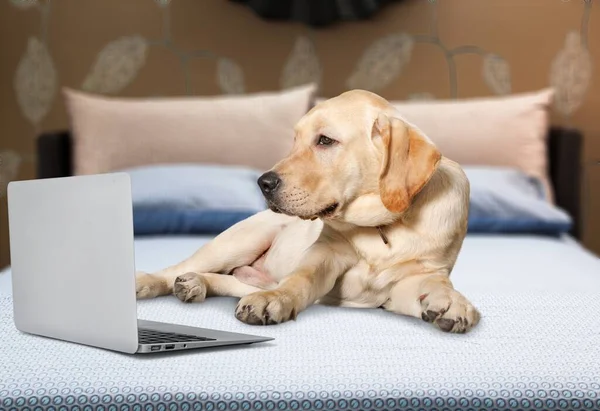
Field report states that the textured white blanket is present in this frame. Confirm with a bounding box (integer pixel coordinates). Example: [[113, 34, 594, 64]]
[[1, 235, 599, 410]]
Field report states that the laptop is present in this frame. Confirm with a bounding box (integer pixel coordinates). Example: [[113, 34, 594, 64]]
[[7, 172, 273, 354]]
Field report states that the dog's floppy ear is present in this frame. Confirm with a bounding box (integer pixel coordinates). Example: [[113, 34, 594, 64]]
[[375, 113, 442, 213]]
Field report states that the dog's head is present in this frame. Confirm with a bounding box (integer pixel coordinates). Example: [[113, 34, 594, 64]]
[[257, 90, 442, 224]]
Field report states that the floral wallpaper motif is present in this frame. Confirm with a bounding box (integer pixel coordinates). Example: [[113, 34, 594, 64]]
[[11, 0, 53, 135], [550, 31, 593, 117], [82, 35, 149, 95], [14, 37, 57, 127], [7, 0, 595, 131], [348, 33, 415, 92], [281, 36, 322, 90], [0, 0, 598, 260]]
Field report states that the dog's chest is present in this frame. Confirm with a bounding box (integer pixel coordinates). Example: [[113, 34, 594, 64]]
[[346, 228, 401, 268]]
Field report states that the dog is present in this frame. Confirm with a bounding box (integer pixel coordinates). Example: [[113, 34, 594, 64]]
[[136, 89, 480, 334]]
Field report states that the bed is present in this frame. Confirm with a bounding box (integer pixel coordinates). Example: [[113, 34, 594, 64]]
[[1, 105, 600, 409]]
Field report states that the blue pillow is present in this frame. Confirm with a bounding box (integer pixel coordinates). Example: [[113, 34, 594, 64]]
[[464, 166, 572, 235], [123, 164, 268, 235], [133, 208, 259, 235], [125, 164, 572, 237]]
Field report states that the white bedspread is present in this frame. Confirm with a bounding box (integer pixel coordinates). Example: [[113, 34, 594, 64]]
[[1, 235, 599, 411]]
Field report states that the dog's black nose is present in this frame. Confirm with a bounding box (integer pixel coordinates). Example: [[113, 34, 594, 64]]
[[258, 171, 281, 196]]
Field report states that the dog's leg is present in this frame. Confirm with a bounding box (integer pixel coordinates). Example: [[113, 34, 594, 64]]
[[173, 264, 278, 304], [232, 266, 279, 290], [234, 235, 357, 325], [136, 210, 295, 299], [172, 272, 265, 303], [383, 273, 481, 333]]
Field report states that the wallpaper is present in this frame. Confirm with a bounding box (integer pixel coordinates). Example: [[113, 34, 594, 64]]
[[0, 0, 598, 266]]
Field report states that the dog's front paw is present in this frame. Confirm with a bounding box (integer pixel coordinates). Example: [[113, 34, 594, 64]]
[[136, 272, 167, 299], [174, 272, 207, 303], [235, 290, 298, 325], [419, 288, 480, 333]]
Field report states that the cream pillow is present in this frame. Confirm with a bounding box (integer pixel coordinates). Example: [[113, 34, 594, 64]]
[[64, 84, 317, 175], [318, 88, 555, 200]]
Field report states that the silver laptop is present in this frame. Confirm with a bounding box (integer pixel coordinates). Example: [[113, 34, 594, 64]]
[[7, 172, 273, 354]]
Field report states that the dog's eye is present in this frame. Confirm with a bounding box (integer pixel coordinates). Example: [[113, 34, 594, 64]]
[[317, 135, 336, 146]]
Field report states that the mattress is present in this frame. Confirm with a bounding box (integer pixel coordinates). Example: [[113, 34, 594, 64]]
[[1, 234, 599, 411]]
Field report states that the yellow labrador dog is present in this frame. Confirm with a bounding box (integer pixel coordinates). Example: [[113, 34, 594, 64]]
[[136, 90, 480, 333]]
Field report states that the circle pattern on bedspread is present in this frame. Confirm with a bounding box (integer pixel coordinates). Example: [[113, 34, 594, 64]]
[[2, 389, 600, 411], [1, 295, 599, 411]]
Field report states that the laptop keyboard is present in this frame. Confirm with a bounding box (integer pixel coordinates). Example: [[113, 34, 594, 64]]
[[138, 328, 216, 344]]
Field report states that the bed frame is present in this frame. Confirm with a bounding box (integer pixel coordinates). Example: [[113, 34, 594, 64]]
[[35, 127, 584, 240]]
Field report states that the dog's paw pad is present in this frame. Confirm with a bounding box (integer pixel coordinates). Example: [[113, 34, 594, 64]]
[[421, 309, 444, 323], [173, 272, 207, 303], [235, 305, 264, 325], [435, 318, 456, 332]]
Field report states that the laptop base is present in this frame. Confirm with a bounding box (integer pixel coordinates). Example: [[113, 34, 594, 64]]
[[136, 319, 273, 354]]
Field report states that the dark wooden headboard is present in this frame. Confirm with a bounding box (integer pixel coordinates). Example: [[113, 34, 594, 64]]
[[35, 127, 584, 239]]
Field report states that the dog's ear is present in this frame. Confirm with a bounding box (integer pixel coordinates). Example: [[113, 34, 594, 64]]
[[374, 113, 441, 213]]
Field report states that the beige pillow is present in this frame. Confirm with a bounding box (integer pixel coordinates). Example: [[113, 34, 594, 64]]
[[64, 84, 317, 175], [318, 88, 555, 199]]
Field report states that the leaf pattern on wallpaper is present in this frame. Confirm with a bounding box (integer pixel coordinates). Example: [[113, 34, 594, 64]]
[[347, 33, 414, 91], [9, 0, 38, 9], [482, 54, 511, 95], [14, 37, 57, 125], [217, 58, 245, 94], [549, 31, 592, 117], [280, 36, 322, 90], [408, 92, 435, 101], [0, 151, 22, 196], [82, 35, 148, 94]]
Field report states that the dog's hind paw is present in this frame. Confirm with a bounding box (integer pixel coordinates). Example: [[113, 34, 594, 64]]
[[173, 272, 207, 303]]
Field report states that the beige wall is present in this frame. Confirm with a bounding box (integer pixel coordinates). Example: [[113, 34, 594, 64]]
[[1, 0, 598, 267]]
